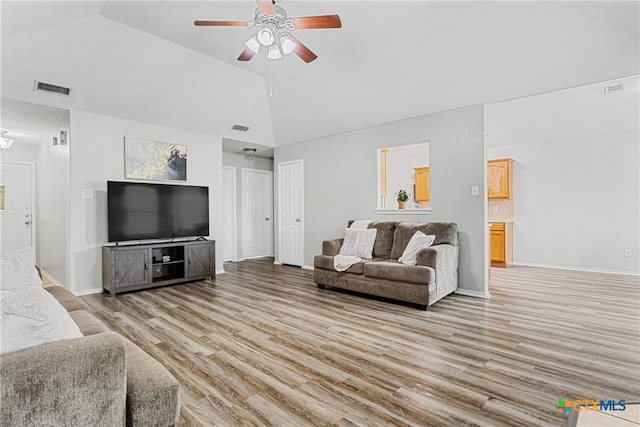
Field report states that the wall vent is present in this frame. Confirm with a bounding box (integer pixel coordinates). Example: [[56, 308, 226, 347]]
[[33, 80, 71, 96], [604, 83, 624, 94], [232, 124, 250, 132]]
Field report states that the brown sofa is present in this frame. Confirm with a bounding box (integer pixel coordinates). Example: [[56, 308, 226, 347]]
[[0, 285, 180, 426], [314, 221, 459, 310]]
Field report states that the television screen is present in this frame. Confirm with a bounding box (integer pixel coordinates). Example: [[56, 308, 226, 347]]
[[107, 181, 209, 242]]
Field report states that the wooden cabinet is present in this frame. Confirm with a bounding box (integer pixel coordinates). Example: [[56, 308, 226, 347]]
[[490, 223, 512, 267], [488, 158, 513, 199], [413, 167, 430, 202], [103, 240, 215, 297], [187, 242, 215, 279]]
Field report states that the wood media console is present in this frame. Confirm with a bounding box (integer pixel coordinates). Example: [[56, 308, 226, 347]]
[[102, 239, 215, 297]]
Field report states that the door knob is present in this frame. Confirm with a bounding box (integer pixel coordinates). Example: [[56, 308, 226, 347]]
[[25, 221, 31, 225], [265, 218, 270, 221], [296, 218, 301, 222]]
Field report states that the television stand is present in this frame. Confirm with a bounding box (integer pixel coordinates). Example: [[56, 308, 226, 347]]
[[102, 239, 215, 297]]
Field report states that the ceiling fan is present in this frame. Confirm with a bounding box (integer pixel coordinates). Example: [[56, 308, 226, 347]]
[[194, 0, 342, 63]]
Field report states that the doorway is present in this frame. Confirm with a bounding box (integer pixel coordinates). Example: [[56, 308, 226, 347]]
[[241, 168, 274, 259], [277, 159, 304, 267], [0, 162, 35, 254]]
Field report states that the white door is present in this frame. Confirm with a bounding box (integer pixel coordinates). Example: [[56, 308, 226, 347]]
[[241, 169, 273, 259], [221, 166, 237, 262], [278, 160, 304, 266], [0, 162, 35, 255]]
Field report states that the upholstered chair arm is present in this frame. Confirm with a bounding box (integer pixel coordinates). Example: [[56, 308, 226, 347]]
[[415, 244, 456, 268], [416, 244, 459, 300], [0, 332, 127, 426], [322, 238, 344, 256]]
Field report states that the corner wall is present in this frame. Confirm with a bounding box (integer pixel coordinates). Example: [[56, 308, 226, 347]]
[[487, 75, 640, 274], [68, 110, 223, 294], [37, 112, 71, 285], [274, 104, 488, 296]]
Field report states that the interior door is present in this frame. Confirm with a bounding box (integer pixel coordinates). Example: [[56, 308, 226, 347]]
[[241, 169, 273, 259], [278, 160, 304, 266], [222, 166, 237, 262], [0, 162, 34, 255]]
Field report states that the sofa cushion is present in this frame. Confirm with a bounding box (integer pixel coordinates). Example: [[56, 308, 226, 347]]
[[364, 260, 434, 285], [398, 231, 436, 265], [390, 222, 458, 259], [368, 221, 396, 258], [45, 286, 90, 312], [69, 310, 111, 336], [314, 255, 364, 274], [339, 228, 377, 259], [120, 336, 180, 427]]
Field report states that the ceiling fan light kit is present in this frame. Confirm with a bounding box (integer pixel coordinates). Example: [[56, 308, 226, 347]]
[[195, 0, 341, 63]]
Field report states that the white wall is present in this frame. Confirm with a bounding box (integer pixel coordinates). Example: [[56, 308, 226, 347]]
[[222, 151, 274, 261], [37, 112, 71, 285], [1, 14, 275, 145], [274, 104, 488, 296], [68, 110, 223, 294], [488, 75, 640, 274]]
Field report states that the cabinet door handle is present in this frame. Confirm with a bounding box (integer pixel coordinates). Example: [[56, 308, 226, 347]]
[[144, 262, 148, 271]]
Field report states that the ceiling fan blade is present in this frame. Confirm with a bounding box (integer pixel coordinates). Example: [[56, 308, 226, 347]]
[[256, 0, 275, 15], [290, 15, 342, 29], [194, 20, 249, 27], [288, 35, 317, 63], [237, 48, 256, 61]]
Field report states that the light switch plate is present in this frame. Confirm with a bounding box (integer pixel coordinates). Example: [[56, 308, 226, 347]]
[[81, 189, 94, 199], [471, 186, 479, 196]]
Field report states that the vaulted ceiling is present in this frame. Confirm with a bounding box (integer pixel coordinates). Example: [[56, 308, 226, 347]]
[[1, 1, 638, 148]]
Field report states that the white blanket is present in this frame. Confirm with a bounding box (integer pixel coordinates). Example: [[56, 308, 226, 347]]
[[334, 254, 362, 272]]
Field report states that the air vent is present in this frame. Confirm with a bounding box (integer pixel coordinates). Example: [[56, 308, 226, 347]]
[[33, 80, 71, 96], [604, 83, 624, 95], [232, 124, 250, 132]]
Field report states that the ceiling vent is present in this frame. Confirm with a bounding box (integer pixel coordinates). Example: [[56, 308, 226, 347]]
[[33, 80, 71, 96], [604, 83, 624, 95], [232, 124, 250, 132]]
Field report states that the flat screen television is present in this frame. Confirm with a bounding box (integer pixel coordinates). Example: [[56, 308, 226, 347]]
[[107, 181, 209, 242]]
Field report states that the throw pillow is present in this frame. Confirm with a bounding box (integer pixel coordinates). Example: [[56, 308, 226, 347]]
[[339, 228, 378, 259], [398, 231, 436, 265], [0, 286, 83, 355], [0, 246, 42, 292]]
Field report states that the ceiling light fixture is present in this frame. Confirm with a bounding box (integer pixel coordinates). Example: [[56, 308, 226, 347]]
[[243, 148, 257, 159], [195, 1, 341, 64], [0, 130, 15, 150]]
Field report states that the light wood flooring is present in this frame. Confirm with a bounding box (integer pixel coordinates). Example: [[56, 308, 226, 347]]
[[82, 259, 640, 427]]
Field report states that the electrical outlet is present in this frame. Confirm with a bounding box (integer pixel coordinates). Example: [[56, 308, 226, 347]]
[[624, 249, 632, 257], [81, 189, 94, 199], [492, 205, 499, 213]]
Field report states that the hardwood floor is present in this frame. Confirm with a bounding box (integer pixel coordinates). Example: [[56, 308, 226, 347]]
[[82, 259, 640, 427]]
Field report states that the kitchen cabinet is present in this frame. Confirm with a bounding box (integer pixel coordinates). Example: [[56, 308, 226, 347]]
[[490, 222, 512, 267], [488, 158, 513, 199], [413, 167, 430, 202]]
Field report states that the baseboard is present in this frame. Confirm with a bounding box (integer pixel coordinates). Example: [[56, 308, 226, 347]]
[[455, 288, 491, 299], [511, 261, 640, 277], [75, 287, 103, 296], [216, 268, 226, 275], [302, 265, 314, 271]]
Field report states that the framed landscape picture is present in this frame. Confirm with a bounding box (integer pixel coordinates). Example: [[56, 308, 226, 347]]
[[125, 137, 187, 181]]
